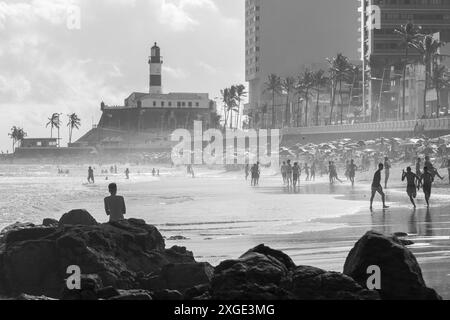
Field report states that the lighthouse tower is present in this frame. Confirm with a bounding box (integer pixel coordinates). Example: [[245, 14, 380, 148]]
[[149, 42, 163, 94]]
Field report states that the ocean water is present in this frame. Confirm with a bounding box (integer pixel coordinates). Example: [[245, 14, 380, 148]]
[[0, 164, 368, 236]]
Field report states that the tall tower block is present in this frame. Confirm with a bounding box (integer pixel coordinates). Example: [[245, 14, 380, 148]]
[[149, 42, 163, 94]]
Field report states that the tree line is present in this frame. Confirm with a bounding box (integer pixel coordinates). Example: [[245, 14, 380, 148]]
[[8, 113, 81, 153]]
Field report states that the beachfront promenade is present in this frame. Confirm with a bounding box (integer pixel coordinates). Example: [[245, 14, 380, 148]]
[[281, 118, 450, 144]]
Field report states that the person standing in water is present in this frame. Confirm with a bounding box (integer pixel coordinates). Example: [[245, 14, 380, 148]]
[[292, 162, 300, 189], [104, 183, 126, 222], [402, 167, 420, 209], [420, 167, 434, 208], [250, 163, 259, 186], [384, 157, 391, 189], [332, 161, 343, 183], [310, 161, 316, 181], [88, 166, 95, 184], [281, 162, 287, 185], [349, 159, 357, 187], [304, 163, 310, 181], [285, 160, 293, 188], [370, 163, 389, 210]]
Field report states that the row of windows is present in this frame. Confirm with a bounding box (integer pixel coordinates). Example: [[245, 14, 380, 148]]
[[151, 101, 201, 108]]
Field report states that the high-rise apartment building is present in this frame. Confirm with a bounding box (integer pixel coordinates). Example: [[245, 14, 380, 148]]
[[360, 0, 450, 120]]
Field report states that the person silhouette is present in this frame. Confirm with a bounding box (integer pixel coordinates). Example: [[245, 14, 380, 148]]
[[370, 163, 389, 210], [104, 183, 126, 222], [87, 166, 95, 184]]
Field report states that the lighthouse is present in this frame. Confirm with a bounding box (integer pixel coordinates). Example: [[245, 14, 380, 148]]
[[149, 42, 163, 94]]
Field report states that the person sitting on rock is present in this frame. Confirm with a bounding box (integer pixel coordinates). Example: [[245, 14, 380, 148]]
[[104, 183, 126, 222]]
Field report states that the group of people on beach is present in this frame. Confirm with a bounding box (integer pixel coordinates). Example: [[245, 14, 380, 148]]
[[281, 161, 317, 186], [86, 166, 135, 183], [245, 163, 261, 186], [370, 155, 445, 210]]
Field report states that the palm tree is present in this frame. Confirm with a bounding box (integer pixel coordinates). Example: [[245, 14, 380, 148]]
[[8, 126, 27, 153], [430, 63, 450, 118], [312, 69, 328, 126], [220, 88, 231, 128], [67, 113, 81, 145], [282, 77, 296, 127], [327, 53, 351, 124], [294, 84, 305, 127], [46, 113, 61, 141], [234, 84, 247, 129], [228, 85, 238, 129], [412, 34, 444, 117], [298, 70, 314, 127], [264, 74, 282, 128], [347, 64, 362, 121], [395, 22, 422, 120]]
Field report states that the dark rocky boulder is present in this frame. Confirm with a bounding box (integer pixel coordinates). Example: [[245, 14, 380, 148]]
[[141, 262, 214, 293], [288, 266, 379, 300], [59, 209, 98, 226], [43, 218, 59, 227], [210, 245, 380, 300], [0, 218, 194, 299], [5, 227, 57, 245], [343, 231, 441, 300], [0, 223, 36, 243]]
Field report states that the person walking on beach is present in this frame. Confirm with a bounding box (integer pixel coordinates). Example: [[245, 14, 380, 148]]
[[332, 161, 343, 183], [281, 161, 287, 185], [349, 159, 357, 187], [285, 160, 293, 187], [250, 163, 259, 186], [245, 164, 250, 181], [125, 168, 130, 180], [402, 167, 420, 209], [152, 168, 156, 176], [420, 167, 434, 208], [425, 156, 444, 181], [328, 161, 334, 184], [370, 163, 389, 210], [293, 162, 300, 189], [345, 160, 350, 181], [384, 157, 391, 189], [104, 183, 126, 222], [304, 163, 310, 181], [87, 166, 95, 184], [310, 162, 316, 181]]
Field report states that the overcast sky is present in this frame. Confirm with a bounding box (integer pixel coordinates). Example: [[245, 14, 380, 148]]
[[0, 0, 357, 151]]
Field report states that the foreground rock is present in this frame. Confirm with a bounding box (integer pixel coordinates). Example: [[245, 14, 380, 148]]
[[210, 244, 379, 300], [58, 209, 98, 226], [0, 213, 196, 298], [344, 231, 441, 300], [0, 216, 441, 300], [141, 262, 214, 294]]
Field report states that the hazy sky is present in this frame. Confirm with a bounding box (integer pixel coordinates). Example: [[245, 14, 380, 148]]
[[0, 0, 357, 151]]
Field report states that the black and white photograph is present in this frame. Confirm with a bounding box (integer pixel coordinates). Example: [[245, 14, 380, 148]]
[[1, 0, 450, 313]]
